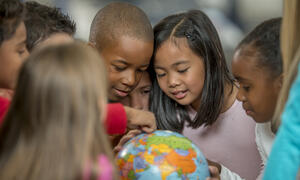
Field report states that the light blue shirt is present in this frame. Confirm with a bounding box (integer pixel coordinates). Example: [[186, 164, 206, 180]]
[[263, 64, 300, 179]]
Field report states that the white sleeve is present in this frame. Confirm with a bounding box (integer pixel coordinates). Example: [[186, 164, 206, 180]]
[[220, 165, 245, 180]]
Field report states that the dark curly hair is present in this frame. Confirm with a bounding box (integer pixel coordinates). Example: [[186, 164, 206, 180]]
[[236, 18, 282, 78], [24, 1, 76, 51]]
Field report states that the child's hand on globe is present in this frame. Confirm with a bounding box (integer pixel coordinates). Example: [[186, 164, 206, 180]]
[[206, 166, 220, 180], [113, 129, 142, 154], [206, 159, 221, 173]]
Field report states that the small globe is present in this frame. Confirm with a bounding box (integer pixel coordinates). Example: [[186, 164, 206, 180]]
[[116, 130, 210, 180]]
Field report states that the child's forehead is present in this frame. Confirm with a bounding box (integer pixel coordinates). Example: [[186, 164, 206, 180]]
[[235, 46, 261, 63], [233, 49, 263, 72], [116, 34, 153, 45], [105, 35, 153, 52], [232, 52, 277, 84], [101, 36, 153, 65], [2, 22, 26, 46]]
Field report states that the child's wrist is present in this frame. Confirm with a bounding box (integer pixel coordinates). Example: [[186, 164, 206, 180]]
[[123, 106, 132, 126]]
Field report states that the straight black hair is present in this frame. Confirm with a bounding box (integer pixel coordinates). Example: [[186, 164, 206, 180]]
[[149, 10, 234, 132]]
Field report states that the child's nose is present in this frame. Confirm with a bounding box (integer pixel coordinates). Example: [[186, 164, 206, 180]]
[[131, 96, 143, 110], [168, 76, 180, 88], [122, 71, 136, 87], [236, 90, 246, 102]]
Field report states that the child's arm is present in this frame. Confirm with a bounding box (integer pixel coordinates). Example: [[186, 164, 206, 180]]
[[206, 166, 220, 180], [113, 129, 142, 154], [207, 159, 245, 180], [220, 165, 245, 180], [123, 106, 156, 133], [263, 66, 300, 180], [0, 97, 10, 125], [105, 103, 156, 135]]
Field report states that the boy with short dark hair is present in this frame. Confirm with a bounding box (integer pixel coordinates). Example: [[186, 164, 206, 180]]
[[89, 2, 154, 103]]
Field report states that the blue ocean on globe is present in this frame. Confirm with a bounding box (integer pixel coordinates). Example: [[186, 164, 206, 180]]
[[116, 130, 210, 180]]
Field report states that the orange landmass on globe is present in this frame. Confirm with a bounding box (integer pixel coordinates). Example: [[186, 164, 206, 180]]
[[165, 148, 197, 174]]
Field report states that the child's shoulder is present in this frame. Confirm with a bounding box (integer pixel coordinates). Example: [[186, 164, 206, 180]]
[[221, 99, 242, 116]]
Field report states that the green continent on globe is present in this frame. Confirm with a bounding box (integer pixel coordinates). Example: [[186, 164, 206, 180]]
[[128, 169, 136, 179], [145, 135, 192, 150]]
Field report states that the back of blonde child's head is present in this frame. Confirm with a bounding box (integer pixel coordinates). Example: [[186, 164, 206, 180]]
[[0, 42, 117, 179], [272, 0, 300, 133]]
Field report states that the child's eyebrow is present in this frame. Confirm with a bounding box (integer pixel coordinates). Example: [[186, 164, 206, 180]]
[[235, 76, 249, 83], [154, 65, 165, 70], [111, 59, 128, 65], [16, 39, 26, 46], [172, 60, 189, 67], [139, 85, 151, 90]]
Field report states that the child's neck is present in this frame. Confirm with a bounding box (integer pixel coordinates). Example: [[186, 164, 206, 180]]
[[221, 82, 238, 113]]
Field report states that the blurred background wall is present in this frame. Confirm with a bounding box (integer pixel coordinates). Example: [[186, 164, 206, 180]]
[[25, 0, 282, 66]]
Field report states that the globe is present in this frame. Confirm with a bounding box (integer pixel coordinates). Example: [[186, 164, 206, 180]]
[[116, 130, 210, 180]]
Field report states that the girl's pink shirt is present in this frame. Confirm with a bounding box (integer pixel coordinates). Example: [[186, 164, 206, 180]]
[[83, 155, 113, 180], [183, 100, 261, 180]]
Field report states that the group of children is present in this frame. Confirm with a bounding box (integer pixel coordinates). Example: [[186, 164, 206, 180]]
[[0, 0, 299, 179]]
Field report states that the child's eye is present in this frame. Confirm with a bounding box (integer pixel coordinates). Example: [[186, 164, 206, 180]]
[[141, 89, 150, 95], [143, 89, 150, 94], [157, 73, 166, 78], [18, 49, 25, 55], [141, 87, 151, 95], [113, 65, 126, 72], [242, 86, 250, 92], [178, 67, 189, 73]]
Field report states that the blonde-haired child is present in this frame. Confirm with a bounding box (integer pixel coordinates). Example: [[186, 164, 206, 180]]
[[263, 0, 300, 179], [0, 42, 117, 179]]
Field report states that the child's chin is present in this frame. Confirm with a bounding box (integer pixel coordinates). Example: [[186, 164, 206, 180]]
[[254, 117, 270, 124], [108, 94, 123, 103], [174, 99, 190, 106]]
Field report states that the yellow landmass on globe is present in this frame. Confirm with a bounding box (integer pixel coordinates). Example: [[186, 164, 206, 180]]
[[135, 168, 145, 173], [160, 160, 176, 180], [144, 152, 155, 164], [151, 144, 172, 153], [127, 154, 135, 163]]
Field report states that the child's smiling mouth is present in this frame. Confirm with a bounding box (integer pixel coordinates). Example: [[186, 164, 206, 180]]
[[171, 89, 188, 99], [113, 88, 130, 97]]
